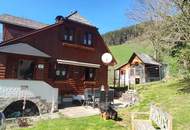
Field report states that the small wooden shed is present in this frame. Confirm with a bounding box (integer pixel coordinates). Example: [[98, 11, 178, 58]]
[[114, 52, 166, 87]]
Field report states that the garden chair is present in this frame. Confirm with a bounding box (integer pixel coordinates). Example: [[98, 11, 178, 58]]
[[107, 89, 114, 105], [84, 88, 93, 106], [92, 88, 101, 108]]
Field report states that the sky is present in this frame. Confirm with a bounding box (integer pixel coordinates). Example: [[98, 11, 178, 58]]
[[0, 0, 137, 34]]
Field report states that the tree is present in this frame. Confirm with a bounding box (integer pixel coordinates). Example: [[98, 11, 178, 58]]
[[126, 0, 175, 61], [127, 0, 190, 77]]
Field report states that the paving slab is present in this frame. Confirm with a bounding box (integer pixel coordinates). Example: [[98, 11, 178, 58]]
[[59, 106, 100, 118]]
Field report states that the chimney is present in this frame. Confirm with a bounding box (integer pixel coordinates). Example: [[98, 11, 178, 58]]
[[55, 15, 64, 23]]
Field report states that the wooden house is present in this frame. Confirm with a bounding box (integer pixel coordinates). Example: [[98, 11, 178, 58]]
[[114, 52, 166, 87], [0, 12, 116, 104]]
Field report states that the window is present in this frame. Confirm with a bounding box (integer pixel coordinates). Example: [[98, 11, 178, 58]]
[[63, 28, 74, 42], [135, 68, 141, 76], [85, 68, 95, 81], [130, 68, 135, 76], [83, 32, 92, 46], [135, 65, 142, 76], [55, 65, 68, 80]]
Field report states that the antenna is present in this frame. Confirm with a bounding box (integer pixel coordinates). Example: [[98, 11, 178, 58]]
[[65, 11, 78, 19]]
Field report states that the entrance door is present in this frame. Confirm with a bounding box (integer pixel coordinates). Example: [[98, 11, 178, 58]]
[[135, 78, 140, 84], [17, 60, 35, 80], [70, 66, 84, 94]]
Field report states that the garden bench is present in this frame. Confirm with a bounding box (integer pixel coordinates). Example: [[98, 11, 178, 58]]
[[131, 104, 172, 130]]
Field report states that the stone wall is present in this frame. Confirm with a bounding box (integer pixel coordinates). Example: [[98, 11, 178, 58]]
[[0, 80, 58, 116], [0, 96, 57, 115]]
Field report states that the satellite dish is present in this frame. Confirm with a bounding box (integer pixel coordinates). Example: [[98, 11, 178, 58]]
[[101, 53, 113, 64]]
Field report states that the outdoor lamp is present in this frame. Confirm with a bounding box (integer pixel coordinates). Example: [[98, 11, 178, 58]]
[[89, 72, 93, 78], [62, 70, 66, 76], [101, 85, 105, 91], [56, 70, 60, 76]]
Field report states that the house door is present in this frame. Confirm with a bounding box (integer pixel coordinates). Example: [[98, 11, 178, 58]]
[[135, 78, 140, 84], [70, 66, 84, 94]]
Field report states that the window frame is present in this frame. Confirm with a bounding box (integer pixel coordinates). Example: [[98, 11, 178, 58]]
[[84, 68, 96, 81], [55, 64, 68, 80], [83, 32, 93, 46], [62, 27, 75, 43]]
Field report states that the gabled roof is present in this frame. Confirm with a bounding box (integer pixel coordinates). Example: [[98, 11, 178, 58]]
[[0, 43, 50, 58], [0, 14, 48, 29], [116, 52, 161, 70], [0, 13, 116, 65], [135, 53, 161, 66], [66, 11, 93, 27]]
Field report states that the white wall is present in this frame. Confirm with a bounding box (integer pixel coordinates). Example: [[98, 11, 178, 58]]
[[0, 80, 58, 104]]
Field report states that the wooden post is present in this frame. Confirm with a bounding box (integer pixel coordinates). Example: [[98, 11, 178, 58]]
[[113, 70, 116, 88], [169, 114, 173, 130], [159, 65, 162, 80], [124, 70, 126, 87], [118, 70, 120, 87]]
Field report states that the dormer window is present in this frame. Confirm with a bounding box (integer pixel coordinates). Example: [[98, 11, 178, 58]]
[[63, 28, 74, 42], [83, 32, 92, 46]]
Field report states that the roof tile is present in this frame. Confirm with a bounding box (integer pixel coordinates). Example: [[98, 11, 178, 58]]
[[0, 14, 48, 29]]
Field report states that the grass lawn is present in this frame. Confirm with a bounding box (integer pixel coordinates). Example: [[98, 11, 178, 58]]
[[109, 39, 153, 68], [18, 116, 126, 130], [119, 79, 190, 130], [18, 79, 190, 130]]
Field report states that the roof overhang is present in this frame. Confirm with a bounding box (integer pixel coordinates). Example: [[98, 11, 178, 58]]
[[0, 43, 51, 58], [57, 59, 100, 68]]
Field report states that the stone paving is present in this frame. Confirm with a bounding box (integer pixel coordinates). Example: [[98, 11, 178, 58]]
[[59, 106, 100, 118]]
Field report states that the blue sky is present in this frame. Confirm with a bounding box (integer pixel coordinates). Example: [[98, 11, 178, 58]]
[[0, 0, 137, 34]]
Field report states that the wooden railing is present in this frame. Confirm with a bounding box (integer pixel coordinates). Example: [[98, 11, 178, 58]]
[[131, 104, 172, 130]]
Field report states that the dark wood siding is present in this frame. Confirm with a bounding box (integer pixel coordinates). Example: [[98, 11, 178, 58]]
[[3, 24, 35, 41], [0, 55, 6, 79], [1, 20, 109, 95]]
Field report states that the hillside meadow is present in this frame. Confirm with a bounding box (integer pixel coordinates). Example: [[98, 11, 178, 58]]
[[119, 79, 190, 130], [18, 79, 190, 130]]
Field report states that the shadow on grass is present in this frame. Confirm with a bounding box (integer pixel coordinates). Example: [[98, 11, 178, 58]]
[[116, 117, 123, 121], [176, 79, 190, 94]]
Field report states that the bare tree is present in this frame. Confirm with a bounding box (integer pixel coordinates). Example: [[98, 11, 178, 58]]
[[126, 0, 177, 61], [127, 0, 190, 77]]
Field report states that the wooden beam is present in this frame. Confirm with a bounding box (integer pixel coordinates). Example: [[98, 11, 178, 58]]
[[113, 70, 116, 88], [118, 70, 120, 87]]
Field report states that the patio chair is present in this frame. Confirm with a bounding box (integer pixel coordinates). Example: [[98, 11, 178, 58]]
[[92, 88, 101, 107], [107, 89, 114, 105], [99, 91, 106, 103], [84, 88, 93, 106], [99, 91, 108, 111]]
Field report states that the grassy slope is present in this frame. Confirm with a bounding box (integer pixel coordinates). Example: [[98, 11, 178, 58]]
[[19, 116, 126, 130], [18, 79, 190, 130], [110, 40, 154, 68], [119, 79, 190, 130]]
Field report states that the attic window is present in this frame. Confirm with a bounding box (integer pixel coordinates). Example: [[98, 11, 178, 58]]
[[63, 28, 74, 42], [83, 32, 92, 46]]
